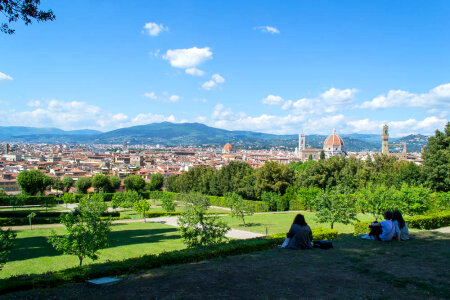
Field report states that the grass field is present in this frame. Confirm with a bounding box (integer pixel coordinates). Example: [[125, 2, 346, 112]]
[[220, 211, 375, 234], [5, 230, 449, 299], [0, 222, 185, 279]]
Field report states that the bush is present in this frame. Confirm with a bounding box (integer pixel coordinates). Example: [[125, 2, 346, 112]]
[[268, 227, 339, 241], [405, 211, 450, 230], [353, 221, 372, 236], [289, 200, 305, 211]]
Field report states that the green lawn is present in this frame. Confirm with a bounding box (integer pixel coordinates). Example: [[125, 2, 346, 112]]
[[6, 231, 449, 299], [220, 211, 375, 234], [1, 222, 185, 279], [0, 205, 63, 212]]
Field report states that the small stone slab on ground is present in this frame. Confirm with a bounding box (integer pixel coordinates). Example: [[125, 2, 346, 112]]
[[87, 277, 121, 286]]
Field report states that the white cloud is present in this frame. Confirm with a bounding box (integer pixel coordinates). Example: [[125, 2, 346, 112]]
[[0, 99, 180, 131], [0, 72, 13, 81], [144, 92, 157, 100], [255, 26, 280, 34], [321, 88, 358, 104], [359, 83, 450, 109], [168, 95, 180, 102], [149, 49, 160, 57], [163, 47, 212, 69], [144, 91, 181, 103], [202, 73, 225, 90], [27, 100, 41, 107], [262, 95, 284, 105], [142, 22, 168, 36], [185, 68, 205, 76]]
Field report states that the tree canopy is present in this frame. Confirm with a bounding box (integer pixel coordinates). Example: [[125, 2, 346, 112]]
[[1, 0, 55, 34]]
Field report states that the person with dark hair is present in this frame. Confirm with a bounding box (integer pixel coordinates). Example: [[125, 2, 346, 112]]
[[281, 214, 313, 249], [392, 210, 409, 241], [368, 211, 395, 241]]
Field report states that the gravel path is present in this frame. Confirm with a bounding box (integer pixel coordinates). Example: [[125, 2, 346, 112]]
[[3, 215, 265, 239], [431, 226, 450, 233], [146, 216, 265, 239]]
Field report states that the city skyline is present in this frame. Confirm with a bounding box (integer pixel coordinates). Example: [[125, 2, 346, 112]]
[[1, 1, 449, 137]]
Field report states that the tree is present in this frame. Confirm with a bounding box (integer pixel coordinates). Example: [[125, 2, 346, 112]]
[[51, 177, 64, 195], [320, 150, 325, 160], [61, 193, 75, 209], [62, 176, 74, 193], [422, 122, 450, 191], [111, 192, 126, 209], [227, 192, 254, 226], [75, 177, 92, 194], [108, 176, 121, 192], [92, 174, 109, 192], [161, 194, 176, 212], [123, 175, 145, 191], [133, 199, 150, 221], [147, 173, 164, 191], [1, 0, 55, 34], [49, 196, 110, 266], [16, 169, 51, 195], [0, 228, 16, 270], [255, 161, 294, 196], [261, 191, 280, 212], [27, 212, 36, 230], [314, 189, 358, 229], [0, 188, 6, 196], [177, 193, 230, 247]]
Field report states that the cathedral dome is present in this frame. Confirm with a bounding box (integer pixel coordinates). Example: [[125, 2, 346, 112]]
[[223, 143, 233, 151], [323, 129, 344, 147]]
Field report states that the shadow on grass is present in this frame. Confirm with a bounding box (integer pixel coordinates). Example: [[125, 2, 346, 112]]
[[9, 227, 181, 262], [237, 223, 263, 228]]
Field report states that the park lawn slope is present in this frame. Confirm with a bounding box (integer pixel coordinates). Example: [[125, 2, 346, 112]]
[[1, 222, 185, 279], [220, 211, 374, 234], [5, 230, 449, 299]]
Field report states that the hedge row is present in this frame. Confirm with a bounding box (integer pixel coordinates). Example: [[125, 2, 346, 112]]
[[0, 195, 58, 206], [353, 210, 450, 235], [207, 195, 268, 212], [405, 211, 450, 230], [0, 212, 121, 227], [144, 211, 227, 218], [268, 227, 339, 241]]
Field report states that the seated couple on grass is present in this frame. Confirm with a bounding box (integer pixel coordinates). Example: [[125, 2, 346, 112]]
[[362, 210, 409, 242], [280, 214, 313, 249]]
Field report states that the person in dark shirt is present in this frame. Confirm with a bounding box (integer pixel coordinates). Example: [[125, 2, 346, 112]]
[[285, 214, 313, 250]]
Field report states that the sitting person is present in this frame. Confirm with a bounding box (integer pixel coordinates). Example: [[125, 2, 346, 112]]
[[281, 214, 313, 249], [368, 211, 395, 241], [392, 210, 409, 241]]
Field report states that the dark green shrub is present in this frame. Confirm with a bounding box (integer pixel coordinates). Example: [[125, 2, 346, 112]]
[[405, 211, 450, 230], [268, 227, 339, 241]]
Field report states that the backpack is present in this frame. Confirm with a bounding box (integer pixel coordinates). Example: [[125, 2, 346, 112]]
[[313, 240, 333, 249]]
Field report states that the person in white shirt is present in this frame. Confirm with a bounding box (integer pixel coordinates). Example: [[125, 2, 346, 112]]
[[369, 211, 395, 241], [392, 210, 409, 241]]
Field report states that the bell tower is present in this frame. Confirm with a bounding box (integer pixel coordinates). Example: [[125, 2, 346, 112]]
[[381, 124, 389, 154]]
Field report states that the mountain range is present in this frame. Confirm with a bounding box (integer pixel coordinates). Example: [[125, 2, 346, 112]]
[[0, 122, 429, 152]]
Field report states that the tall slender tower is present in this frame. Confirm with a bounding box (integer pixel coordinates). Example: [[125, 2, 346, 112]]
[[381, 124, 389, 154], [299, 134, 305, 150]]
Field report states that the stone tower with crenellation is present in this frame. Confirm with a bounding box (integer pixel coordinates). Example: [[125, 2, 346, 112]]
[[381, 124, 389, 154]]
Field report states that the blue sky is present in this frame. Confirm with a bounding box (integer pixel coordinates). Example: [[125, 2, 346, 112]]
[[0, 0, 449, 136]]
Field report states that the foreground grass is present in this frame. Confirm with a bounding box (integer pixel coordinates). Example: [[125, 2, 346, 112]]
[[1, 222, 185, 279], [221, 211, 374, 234], [5, 230, 449, 299]]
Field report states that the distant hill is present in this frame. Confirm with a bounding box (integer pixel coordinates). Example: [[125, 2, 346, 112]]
[[0, 123, 429, 152]]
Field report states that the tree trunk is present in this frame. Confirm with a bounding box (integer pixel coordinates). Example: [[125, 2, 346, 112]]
[[331, 222, 334, 229], [242, 214, 246, 227], [79, 256, 83, 266]]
